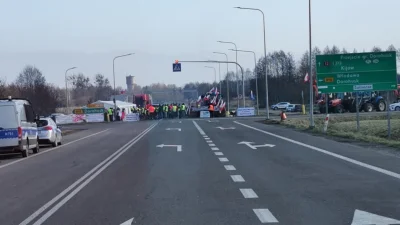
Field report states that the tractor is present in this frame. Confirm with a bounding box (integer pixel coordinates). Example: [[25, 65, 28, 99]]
[[317, 93, 345, 114], [341, 91, 386, 113]]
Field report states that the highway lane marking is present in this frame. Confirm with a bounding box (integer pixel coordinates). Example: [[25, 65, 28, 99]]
[[253, 209, 279, 223], [219, 157, 229, 162], [209, 143, 216, 147], [0, 129, 110, 170], [240, 188, 258, 198], [214, 152, 224, 156], [211, 147, 219, 151], [206, 140, 213, 143], [19, 122, 159, 225], [204, 137, 210, 140], [235, 121, 400, 181], [224, 165, 236, 171], [231, 175, 245, 182]]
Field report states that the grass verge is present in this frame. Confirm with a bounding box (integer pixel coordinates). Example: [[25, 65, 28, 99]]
[[262, 114, 400, 149]]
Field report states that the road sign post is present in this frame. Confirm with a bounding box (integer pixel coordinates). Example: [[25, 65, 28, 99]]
[[316, 51, 397, 135], [172, 62, 181, 72]]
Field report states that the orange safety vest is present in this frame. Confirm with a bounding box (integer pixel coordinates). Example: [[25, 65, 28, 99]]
[[209, 105, 214, 111], [148, 106, 155, 113]]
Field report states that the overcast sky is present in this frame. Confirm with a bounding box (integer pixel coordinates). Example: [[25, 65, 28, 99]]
[[1, 0, 399, 89]]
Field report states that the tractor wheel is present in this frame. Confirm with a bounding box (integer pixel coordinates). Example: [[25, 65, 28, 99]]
[[363, 103, 373, 112], [334, 105, 344, 113], [376, 100, 386, 111]]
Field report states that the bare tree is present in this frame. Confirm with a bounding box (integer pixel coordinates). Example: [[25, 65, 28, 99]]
[[371, 46, 382, 52]]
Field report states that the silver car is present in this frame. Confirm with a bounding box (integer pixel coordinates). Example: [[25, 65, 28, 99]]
[[37, 118, 62, 147]]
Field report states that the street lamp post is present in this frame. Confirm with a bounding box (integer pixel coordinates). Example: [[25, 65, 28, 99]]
[[308, 0, 315, 127], [207, 61, 222, 95], [113, 53, 134, 119], [217, 41, 242, 108], [213, 52, 230, 112], [204, 66, 217, 84], [234, 6, 269, 119], [229, 49, 259, 115], [65, 66, 77, 112]]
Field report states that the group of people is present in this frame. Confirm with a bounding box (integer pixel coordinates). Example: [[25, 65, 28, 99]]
[[131, 103, 187, 120]]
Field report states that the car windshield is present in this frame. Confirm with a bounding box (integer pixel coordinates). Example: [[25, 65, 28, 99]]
[[37, 120, 49, 127]]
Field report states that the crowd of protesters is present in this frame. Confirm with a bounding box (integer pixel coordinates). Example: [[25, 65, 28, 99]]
[[131, 103, 187, 120]]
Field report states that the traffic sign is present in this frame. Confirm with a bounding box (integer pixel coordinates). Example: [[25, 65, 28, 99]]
[[316, 51, 397, 93], [73, 108, 105, 114], [172, 63, 181, 72]]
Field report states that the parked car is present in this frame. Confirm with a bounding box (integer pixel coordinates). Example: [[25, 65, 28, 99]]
[[286, 104, 302, 112], [389, 102, 400, 111], [271, 102, 291, 110], [37, 117, 62, 147], [286, 104, 295, 112], [0, 97, 39, 157]]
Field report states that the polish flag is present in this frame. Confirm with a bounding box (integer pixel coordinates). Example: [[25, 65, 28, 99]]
[[304, 73, 309, 83]]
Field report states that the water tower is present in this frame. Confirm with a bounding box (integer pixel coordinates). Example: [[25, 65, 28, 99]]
[[126, 75, 135, 102]]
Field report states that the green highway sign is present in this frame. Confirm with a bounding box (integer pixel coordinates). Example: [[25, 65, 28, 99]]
[[316, 51, 397, 93], [73, 108, 105, 114]]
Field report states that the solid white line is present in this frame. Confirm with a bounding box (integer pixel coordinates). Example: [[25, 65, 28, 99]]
[[211, 147, 219, 151], [209, 143, 216, 147], [253, 209, 279, 223], [231, 175, 245, 182], [224, 165, 236, 171], [206, 140, 213, 143], [219, 157, 229, 162], [240, 188, 258, 198], [234, 121, 400, 180], [0, 129, 110, 170], [19, 123, 158, 225], [214, 152, 224, 156], [193, 121, 206, 135]]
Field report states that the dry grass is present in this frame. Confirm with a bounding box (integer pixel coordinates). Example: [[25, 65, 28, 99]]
[[264, 114, 400, 149]]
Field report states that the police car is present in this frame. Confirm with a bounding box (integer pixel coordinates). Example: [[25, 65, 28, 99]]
[[0, 97, 39, 157]]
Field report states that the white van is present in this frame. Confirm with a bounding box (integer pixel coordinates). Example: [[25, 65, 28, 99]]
[[0, 97, 39, 157]]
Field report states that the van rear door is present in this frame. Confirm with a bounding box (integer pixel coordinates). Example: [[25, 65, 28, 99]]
[[0, 105, 19, 147]]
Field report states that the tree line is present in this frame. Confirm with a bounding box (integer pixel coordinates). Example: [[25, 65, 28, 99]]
[[0, 45, 399, 114]]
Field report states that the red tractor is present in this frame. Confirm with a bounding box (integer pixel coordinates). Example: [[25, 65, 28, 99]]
[[133, 94, 152, 108]]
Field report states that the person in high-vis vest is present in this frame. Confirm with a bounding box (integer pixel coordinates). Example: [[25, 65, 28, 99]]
[[172, 104, 177, 118], [180, 103, 186, 118], [163, 104, 168, 119], [208, 104, 214, 118], [108, 108, 113, 122]]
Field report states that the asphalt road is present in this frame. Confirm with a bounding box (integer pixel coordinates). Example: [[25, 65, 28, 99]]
[[0, 118, 399, 225]]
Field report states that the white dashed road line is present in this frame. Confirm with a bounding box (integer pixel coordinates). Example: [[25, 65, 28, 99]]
[[253, 209, 279, 223], [219, 157, 229, 162], [224, 165, 236, 171], [240, 188, 258, 198], [231, 175, 245, 182], [192, 120, 278, 223]]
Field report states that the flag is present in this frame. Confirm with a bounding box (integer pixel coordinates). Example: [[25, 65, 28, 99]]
[[250, 90, 255, 100], [304, 73, 309, 83]]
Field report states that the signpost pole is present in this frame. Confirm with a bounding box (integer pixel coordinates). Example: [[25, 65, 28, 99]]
[[356, 93, 360, 131], [325, 94, 328, 114], [387, 91, 391, 138]]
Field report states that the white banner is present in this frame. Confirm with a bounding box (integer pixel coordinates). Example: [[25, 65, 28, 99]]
[[55, 115, 74, 125], [200, 111, 210, 118], [86, 113, 104, 123], [237, 107, 255, 117], [125, 113, 140, 122]]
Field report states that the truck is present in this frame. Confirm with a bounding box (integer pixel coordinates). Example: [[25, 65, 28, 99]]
[[133, 94, 152, 108]]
